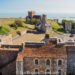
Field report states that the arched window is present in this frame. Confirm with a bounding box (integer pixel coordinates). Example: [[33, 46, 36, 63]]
[[35, 69, 39, 75], [46, 59, 50, 65], [35, 59, 38, 65], [58, 70, 61, 75], [46, 69, 50, 75], [58, 60, 62, 66]]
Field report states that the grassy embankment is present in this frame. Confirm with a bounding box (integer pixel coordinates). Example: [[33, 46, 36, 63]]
[[0, 18, 35, 37], [0, 18, 64, 37], [47, 20, 65, 34]]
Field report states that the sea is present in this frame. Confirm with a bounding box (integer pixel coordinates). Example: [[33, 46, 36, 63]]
[[0, 13, 75, 22]]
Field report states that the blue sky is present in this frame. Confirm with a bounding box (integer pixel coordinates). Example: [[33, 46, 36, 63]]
[[0, 0, 75, 14]]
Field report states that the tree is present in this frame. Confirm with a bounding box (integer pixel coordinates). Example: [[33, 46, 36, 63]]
[[72, 22, 75, 29], [62, 19, 66, 28]]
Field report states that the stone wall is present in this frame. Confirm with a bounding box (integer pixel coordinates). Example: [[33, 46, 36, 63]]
[[67, 47, 75, 75], [16, 61, 23, 75], [20, 57, 67, 75], [1, 60, 16, 75], [0, 50, 19, 75]]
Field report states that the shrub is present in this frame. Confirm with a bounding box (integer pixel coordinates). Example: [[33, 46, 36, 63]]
[[15, 19, 23, 27], [17, 31, 21, 35]]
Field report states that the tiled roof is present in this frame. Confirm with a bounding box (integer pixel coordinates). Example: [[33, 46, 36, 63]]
[[17, 43, 67, 61]]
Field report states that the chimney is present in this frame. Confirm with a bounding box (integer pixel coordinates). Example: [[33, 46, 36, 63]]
[[45, 34, 49, 39], [44, 34, 50, 44], [21, 43, 25, 51]]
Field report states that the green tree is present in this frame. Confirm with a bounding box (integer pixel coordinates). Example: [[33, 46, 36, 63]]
[[72, 22, 75, 29]]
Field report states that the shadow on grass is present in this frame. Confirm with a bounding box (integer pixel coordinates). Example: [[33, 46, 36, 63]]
[[57, 28, 65, 33], [27, 30, 45, 34], [24, 26, 35, 30]]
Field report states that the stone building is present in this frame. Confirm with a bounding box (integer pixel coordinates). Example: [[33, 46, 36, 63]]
[[35, 14, 51, 33], [26, 11, 41, 24], [67, 46, 75, 75], [64, 21, 72, 33], [0, 47, 19, 75], [28, 11, 35, 18], [16, 41, 67, 75]]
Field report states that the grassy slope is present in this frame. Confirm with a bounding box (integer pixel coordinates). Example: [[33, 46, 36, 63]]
[[47, 20, 64, 34], [0, 18, 35, 37], [0, 18, 64, 37]]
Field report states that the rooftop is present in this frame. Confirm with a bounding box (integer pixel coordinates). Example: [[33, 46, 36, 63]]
[[0, 47, 19, 51], [17, 42, 67, 61]]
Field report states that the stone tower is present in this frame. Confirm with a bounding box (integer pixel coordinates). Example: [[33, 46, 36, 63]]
[[41, 14, 47, 24], [28, 11, 35, 18]]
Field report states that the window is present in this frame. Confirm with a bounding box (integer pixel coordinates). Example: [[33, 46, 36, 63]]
[[34, 69, 39, 75], [58, 70, 61, 75], [46, 59, 50, 66], [35, 59, 38, 65], [45, 69, 50, 75], [58, 60, 62, 66]]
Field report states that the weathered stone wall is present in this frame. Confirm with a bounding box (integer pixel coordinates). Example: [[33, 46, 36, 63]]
[[1, 60, 16, 75], [67, 47, 75, 75], [22, 57, 67, 75], [16, 61, 23, 75], [0, 50, 18, 75]]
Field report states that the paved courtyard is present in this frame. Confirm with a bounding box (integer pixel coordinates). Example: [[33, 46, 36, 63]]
[[12, 30, 75, 45], [13, 33, 45, 45]]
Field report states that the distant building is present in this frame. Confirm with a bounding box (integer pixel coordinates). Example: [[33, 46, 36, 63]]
[[35, 14, 52, 33], [64, 21, 72, 33], [0, 34, 12, 46], [28, 11, 35, 17], [26, 11, 41, 24]]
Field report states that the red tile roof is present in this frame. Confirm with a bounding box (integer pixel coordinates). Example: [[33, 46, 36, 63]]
[[17, 43, 67, 61]]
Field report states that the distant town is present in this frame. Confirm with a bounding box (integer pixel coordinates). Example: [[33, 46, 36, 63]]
[[0, 11, 75, 75]]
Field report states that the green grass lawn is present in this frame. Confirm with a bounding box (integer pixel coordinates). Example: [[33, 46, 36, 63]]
[[0, 25, 10, 35], [0, 18, 35, 37], [48, 20, 65, 34]]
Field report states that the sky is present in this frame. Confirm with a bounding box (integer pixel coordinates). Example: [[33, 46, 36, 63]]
[[0, 0, 75, 14]]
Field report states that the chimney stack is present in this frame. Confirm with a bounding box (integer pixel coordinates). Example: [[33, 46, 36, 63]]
[[45, 34, 49, 39], [21, 43, 25, 51]]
